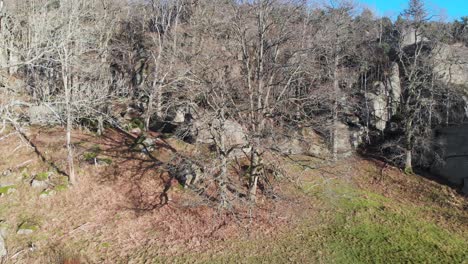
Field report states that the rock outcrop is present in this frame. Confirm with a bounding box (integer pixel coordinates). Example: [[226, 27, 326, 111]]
[[335, 122, 363, 157], [275, 127, 329, 157], [387, 62, 402, 115], [365, 63, 401, 132], [432, 124, 468, 193], [193, 119, 248, 149], [28, 104, 62, 125], [401, 27, 429, 48], [367, 84, 388, 131], [433, 43, 468, 87]]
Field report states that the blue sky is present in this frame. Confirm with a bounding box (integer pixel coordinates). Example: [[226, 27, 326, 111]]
[[358, 0, 468, 21]]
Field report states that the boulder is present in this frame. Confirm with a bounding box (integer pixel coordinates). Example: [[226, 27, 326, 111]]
[[31, 180, 48, 189], [1, 169, 12, 177], [17, 222, 38, 235], [173, 108, 186, 123], [193, 119, 248, 154], [302, 128, 329, 156], [142, 137, 156, 152], [39, 189, 56, 199], [335, 122, 363, 157], [168, 160, 203, 188], [276, 128, 329, 157], [0, 69, 25, 92], [0, 234, 6, 258], [17, 228, 34, 235], [276, 138, 303, 155], [28, 104, 62, 125], [0, 222, 7, 238], [122, 106, 142, 121], [169, 104, 198, 124]]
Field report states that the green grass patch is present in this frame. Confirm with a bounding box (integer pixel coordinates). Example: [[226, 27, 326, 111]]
[[35, 172, 50, 181], [99, 157, 113, 165], [127, 118, 145, 131], [0, 185, 16, 195], [54, 184, 68, 192], [169, 180, 468, 263], [83, 151, 98, 161], [18, 221, 39, 232], [323, 189, 468, 264]]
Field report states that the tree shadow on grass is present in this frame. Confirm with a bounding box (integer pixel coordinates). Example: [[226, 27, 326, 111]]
[[79, 128, 219, 215]]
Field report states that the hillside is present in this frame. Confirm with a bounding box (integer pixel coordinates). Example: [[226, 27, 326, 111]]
[[0, 127, 466, 263], [1, 0, 468, 263]]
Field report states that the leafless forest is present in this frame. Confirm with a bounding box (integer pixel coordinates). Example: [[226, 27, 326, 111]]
[[0, 0, 467, 262]]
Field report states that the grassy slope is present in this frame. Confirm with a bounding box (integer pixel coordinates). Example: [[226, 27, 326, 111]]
[[1, 128, 467, 263], [158, 159, 468, 264]]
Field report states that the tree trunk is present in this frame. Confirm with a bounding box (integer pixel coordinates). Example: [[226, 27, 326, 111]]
[[248, 148, 262, 203], [145, 72, 164, 131], [256, 5, 265, 132], [97, 115, 104, 136], [332, 56, 340, 161], [404, 149, 412, 174], [145, 93, 154, 131], [64, 73, 76, 185], [218, 115, 228, 207], [219, 154, 228, 207], [155, 83, 163, 120]]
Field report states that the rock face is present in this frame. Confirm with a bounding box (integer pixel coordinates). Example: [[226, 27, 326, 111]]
[[463, 179, 468, 194], [193, 119, 248, 149], [401, 27, 428, 48], [0, 70, 24, 91], [365, 63, 401, 132], [275, 127, 329, 157], [335, 122, 363, 157], [367, 84, 388, 131], [387, 62, 401, 115], [28, 104, 62, 125], [463, 96, 468, 119], [433, 43, 468, 87], [432, 124, 468, 193]]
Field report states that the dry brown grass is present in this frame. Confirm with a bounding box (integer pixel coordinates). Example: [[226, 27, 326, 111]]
[[0, 126, 319, 263], [1, 126, 466, 263]]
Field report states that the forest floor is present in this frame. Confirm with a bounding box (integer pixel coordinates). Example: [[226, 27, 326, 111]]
[[0, 126, 467, 263]]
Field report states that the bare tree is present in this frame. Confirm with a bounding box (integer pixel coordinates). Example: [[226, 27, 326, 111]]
[[396, 0, 432, 172], [307, 0, 361, 160], [229, 0, 304, 202]]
